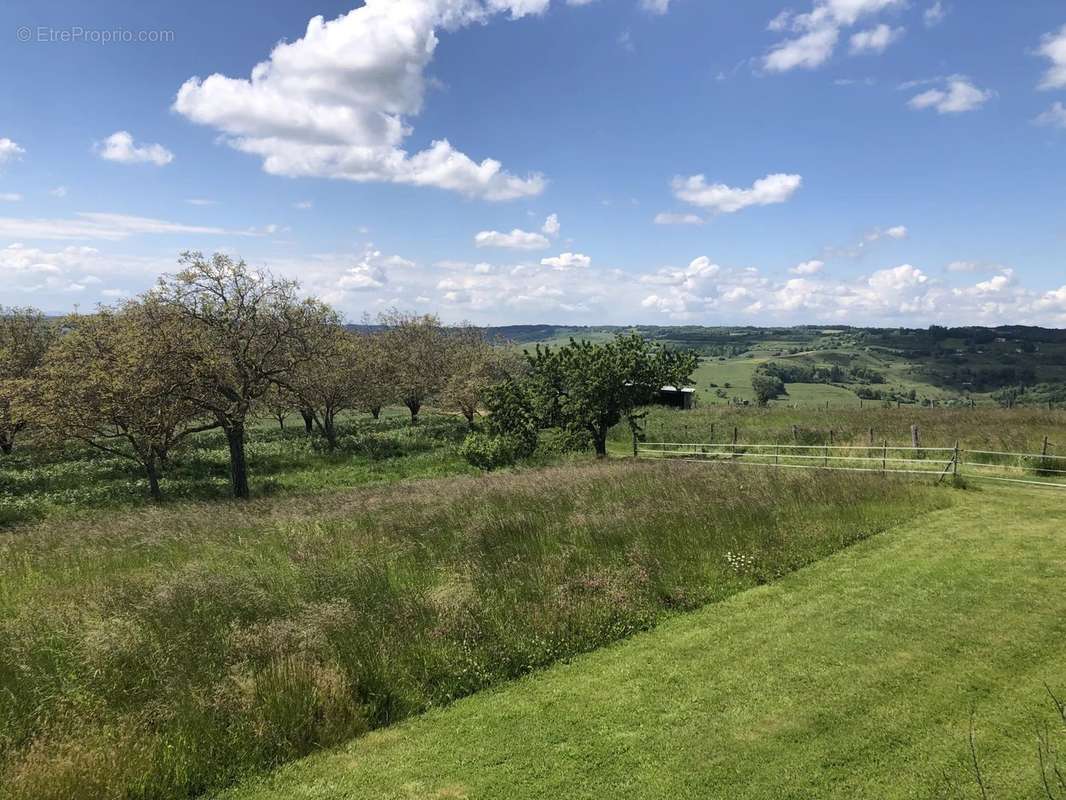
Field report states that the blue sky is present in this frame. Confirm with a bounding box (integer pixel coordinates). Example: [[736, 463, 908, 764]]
[[1, 0, 1065, 326]]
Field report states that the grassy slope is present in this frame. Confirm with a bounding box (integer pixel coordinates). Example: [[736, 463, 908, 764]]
[[222, 484, 1066, 800]]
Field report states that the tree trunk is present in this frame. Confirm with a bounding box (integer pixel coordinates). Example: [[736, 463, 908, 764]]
[[322, 413, 338, 450], [276, 414, 286, 431], [463, 406, 476, 427], [593, 428, 608, 459], [370, 406, 381, 420], [144, 459, 162, 502], [0, 439, 12, 456], [300, 409, 314, 435], [406, 399, 421, 426], [225, 423, 251, 499]]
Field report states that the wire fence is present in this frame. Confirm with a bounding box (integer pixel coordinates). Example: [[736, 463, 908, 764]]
[[636, 440, 1066, 490]]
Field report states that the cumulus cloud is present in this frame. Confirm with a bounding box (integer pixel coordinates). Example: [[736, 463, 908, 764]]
[[172, 1, 546, 200], [0, 138, 25, 169], [474, 228, 551, 249], [790, 259, 824, 275], [95, 131, 174, 165], [542, 213, 560, 236], [1037, 25, 1066, 91], [1035, 101, 1066, 130], [849, 24, 903, 54], [764, 0, 905, 72], [908, 77, 993, 113], [540, 252, 590, 269], [654, 212, 704, 225], [672, 173, 802, 214], [50, 186, 68, 198]]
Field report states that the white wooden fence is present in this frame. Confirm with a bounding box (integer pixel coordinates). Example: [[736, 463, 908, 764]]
[[636, 441, 1066, 490]]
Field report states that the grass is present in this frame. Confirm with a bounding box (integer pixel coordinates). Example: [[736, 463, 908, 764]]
[[0, 462, 944, 800], [625, 405, 1066, 454], [217, 483, 1066, 800], [0, 412, 476, 528]]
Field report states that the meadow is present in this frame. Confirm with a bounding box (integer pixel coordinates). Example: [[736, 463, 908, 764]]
[[0, 459, 945, 800], [218, 483, 1066, 800], [0, 413, 477, 528]]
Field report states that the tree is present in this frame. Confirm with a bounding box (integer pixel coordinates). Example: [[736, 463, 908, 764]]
[[28, 305, 210, 500], [0, 307, 54, 455], [289, 323, 367, 450], [149, 252, 333, 499], [751, 373, 786, 406], [352, 331, 395, 420], [440, 327, 524, 426], [489, 333, 698, 458], [380, 311, 449, 425]]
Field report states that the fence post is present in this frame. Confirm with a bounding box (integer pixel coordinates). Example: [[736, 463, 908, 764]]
[[911, 424, 920, 450], [732, 426, 738, 459], [868, 427, 875, 446], [632, 428, 639, 458], [710, 422, 715, 442], [775, 444, 780, 465], [792, 424, 798, 441], [824, 442, 829, 468], [883, 440, 888, 473], [1043, 436, 1050, 457], [953, 441, 960, 478]]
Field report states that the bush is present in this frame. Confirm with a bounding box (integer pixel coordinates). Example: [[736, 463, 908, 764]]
[[458, 432, 529, 470], [535, 428, 591, 458]]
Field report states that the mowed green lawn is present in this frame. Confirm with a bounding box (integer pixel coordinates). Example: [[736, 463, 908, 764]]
[[221, 484, 1066, 800]]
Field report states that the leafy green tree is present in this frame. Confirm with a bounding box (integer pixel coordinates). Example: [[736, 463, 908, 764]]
[[440, 326, 525, 426], [751, 373, 787, 406], [289, 324, 368, 450], [28, 305, 210, 500], [380, 311, 449, 425], [0, 307, 54, 455], [489, 333, 698, 458], [148, 252, 334, 498]]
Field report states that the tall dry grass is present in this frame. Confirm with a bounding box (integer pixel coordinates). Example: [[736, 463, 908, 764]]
[[0, 461, 948, 800]]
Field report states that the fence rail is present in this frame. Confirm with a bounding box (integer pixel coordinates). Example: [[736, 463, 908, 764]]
[[636, 441, 1066, 490]]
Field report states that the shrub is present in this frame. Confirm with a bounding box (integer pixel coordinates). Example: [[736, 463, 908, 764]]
[[458, 432, 530, 470], [535, 427, 592, 458]]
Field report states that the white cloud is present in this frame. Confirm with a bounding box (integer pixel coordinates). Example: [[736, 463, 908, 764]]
[[50, 186, 68, 198], [1037, 25, 1066, 91], [639, 0, 671, 14], [863, 225, 908, 243], [0, 138, 25, 169], [540, 252, 590, 269], [0, 212, 247, 241], [0, 193, 22, 202], [790, 259, 824, 275], [294, 200, 313, 209], [765, 26, 840, 71], [474, 228, 551, 249], [1035, 102, 1066, 130], [764, 0, 905, 72], [672, 173, 802, 214], [172, 1, 546, 200], [95, 131, 174, 166], [185, 198, 217, 206], [654, 212, 704, 225], [924, 2, 946, 27], [849, 24, 903, 54], [908, 77, 993, 113], [542, 213, 560, 236]]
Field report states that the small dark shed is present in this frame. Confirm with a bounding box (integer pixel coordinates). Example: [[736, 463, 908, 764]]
[[656, 385, 696, 410]]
